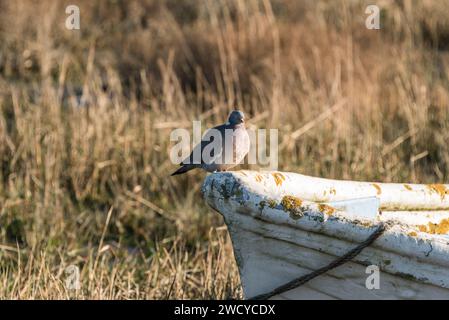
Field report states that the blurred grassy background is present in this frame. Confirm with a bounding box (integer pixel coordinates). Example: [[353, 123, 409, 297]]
[[0, 0, 449, 298]]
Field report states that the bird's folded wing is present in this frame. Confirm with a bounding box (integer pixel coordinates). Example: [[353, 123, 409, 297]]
[[181, 124, 227, 165]]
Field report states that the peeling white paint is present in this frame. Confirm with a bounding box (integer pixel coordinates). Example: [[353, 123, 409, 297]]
[[202, 171, 449, 299]]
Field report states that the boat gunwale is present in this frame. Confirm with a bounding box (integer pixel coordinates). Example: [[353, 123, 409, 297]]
[[229, 170, 449, 211]]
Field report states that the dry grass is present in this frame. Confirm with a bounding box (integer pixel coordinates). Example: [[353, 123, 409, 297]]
[[0, 0, 449, 299]]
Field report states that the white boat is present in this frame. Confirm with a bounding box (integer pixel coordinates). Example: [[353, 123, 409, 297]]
[[201, 171, 449, 300]]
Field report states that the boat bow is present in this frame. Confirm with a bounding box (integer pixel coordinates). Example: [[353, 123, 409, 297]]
[[202, 171, 449, 299]]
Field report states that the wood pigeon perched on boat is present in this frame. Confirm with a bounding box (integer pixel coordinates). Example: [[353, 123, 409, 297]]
[[171, 110, 250, 176]]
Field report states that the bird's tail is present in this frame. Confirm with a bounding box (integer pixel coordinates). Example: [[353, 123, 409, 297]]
[[171, 164, 197, 176]]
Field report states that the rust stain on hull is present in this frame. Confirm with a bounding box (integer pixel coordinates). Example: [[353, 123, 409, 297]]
[[417, 218, 449, 235], [427, 184, 449, 201], [272, 172, 286, 186], [318, 204, 336, 216], [372, 183, 382, 195]]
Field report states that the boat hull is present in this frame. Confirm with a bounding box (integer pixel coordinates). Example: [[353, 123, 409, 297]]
[[225, 210, 449, 299], [202, 171, 449, 300]]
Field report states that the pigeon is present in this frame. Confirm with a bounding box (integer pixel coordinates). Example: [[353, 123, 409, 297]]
[[171, 110, 250, 176]]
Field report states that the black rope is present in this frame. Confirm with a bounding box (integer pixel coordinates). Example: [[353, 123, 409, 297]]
[[249, 222, 387, 300]]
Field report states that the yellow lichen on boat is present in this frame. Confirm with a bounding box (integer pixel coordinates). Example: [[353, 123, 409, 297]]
[[318, 204, 336, 216], [281, 196, 302, 210], [372, 183, 382, 195], [417, 218, 449, 235], [403, 184, 412, 191], [358, 221, 373, 228], [427, 184, 449, 200], [259, 199, 278, 210], [329, 188, 336, 195], [281, 195, 304, 219], [272, 172, 286, 186], [268, 199, 277, 208], [408, 231, 417, 237]]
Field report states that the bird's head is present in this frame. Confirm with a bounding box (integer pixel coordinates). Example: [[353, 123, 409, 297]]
[[228, 110, 245, 125]]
